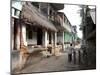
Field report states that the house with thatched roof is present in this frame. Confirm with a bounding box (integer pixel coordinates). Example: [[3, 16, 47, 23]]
[[11, 0, 77, 54], [11, 1, 79, 70], [11, 1, 65, 55]]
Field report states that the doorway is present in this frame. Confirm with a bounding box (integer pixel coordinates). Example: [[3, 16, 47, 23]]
[[37, 28, 43, 45], [49, 32, 51, 44]]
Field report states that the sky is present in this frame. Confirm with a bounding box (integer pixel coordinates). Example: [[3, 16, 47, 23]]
[[60, 4, 83, 38]]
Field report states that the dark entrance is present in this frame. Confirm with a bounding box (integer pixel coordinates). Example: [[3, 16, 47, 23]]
[[49, 32, 51, 44], [13, 18, 18, 50], [37, 28, 43, 45]]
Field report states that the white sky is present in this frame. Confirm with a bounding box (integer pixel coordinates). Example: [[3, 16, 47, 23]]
[[60, 5, 83, 38]]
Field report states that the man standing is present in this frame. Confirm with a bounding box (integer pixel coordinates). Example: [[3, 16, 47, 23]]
[[68, 43, 73, 62]]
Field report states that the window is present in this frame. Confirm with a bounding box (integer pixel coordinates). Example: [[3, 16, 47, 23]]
[[14, 9, 17, 16], [14, 8, 20, 17]]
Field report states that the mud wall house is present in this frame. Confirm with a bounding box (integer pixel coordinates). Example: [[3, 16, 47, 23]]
[[22, 2, 57, 53], [26, 2, 64, 48], [12, 1, 64, 55], [80, 6, 96, 66], [11, 1, 77, 56], [25, 2, 66, 55]]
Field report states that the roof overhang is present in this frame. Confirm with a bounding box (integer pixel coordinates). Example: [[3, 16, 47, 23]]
[[20, 2, 57, 32]]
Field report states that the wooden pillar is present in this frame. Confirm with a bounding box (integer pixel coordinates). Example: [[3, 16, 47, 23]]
[[20, 24, 27, 46], [51, 33, 53, 45], [16, 24, 20, 50], [62, 31, 65, 51], [44, 31, 48, 47], [51, 32, 54, 55], [12, 18, 14, 50], [13, 19, 20, 50], [54, 32, 57, 47], [18, 23, 28, 70]]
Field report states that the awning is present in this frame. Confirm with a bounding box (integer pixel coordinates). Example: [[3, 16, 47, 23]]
[[20, 2, 57, 32]]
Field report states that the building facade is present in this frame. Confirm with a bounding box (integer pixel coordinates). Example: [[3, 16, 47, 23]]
[[11, 1, 77, 55], [11, 1, 64, 55], [80, 6, 96, 66], [11, 1, 23, 50]]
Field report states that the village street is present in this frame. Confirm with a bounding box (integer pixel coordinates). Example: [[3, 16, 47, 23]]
[[11, 1, 96, 74], [12, 48, 92, 74]]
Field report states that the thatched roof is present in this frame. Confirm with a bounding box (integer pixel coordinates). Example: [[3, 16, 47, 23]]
[[20, 2, 57, 32]]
